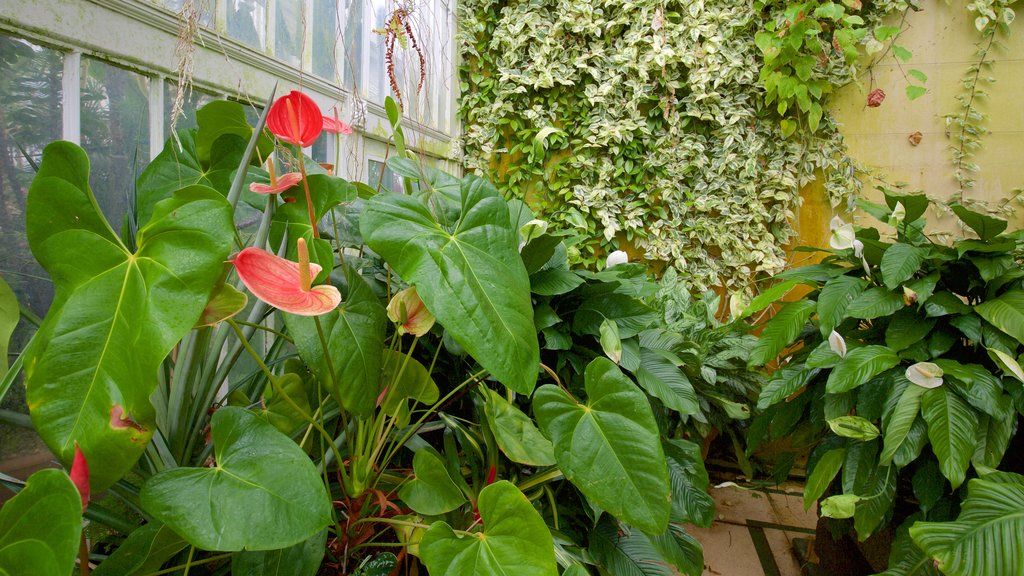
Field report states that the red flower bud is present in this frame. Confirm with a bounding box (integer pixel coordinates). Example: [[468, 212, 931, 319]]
[[70, 444, 90, 511], [266, 91, 324, 147]]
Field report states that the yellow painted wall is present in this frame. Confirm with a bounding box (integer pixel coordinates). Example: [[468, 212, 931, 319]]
[[829, 3, 1024, 234]]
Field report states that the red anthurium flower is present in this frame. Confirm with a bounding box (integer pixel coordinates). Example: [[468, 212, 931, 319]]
[[250, 172, 302, 194], [70, 443, 90, 511], [322, 116, 353, 135], [232, 238, 341, 316], [266, 91, 323, 147]]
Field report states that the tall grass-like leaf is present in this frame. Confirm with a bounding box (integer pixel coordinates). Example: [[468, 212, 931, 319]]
[[362, 175, 539, 393], [911, 473, 1024, 576], [25, 142, 234, 490], [748, 300, 816, 367], [534, 358, 670, 534]]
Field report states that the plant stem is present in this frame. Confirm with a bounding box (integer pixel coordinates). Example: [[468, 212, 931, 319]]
[[295, 145, 319, 239]]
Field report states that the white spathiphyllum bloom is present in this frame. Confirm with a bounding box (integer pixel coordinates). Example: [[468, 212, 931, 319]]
[[853, 239, 864, 258], [906, 362, 944, 389], [829, 330, 848, 358], [829, 217, 856, 250], [606, 250, 628, 268], [890, 201, 906, 223], [519, 219, 549, 243]]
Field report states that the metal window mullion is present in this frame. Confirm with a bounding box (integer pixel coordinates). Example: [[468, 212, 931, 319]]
[[62, 50, 82, 145], [302, 0, 313, 73], [149, 76, 165, 160], [215, 0, 228, 33], [266, 0, 277, 54]]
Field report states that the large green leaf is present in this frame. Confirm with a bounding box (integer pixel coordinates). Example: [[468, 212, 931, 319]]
[[758, 365, 818, 409], [0, 275, 17, 381], [419, 481, 556, 576], [748, 300, 816, 367], [483, 388, 555, 467], [804, 448, 845, 510], [92, 523, 188, 576], [934, 359, 1010, 419], [140, 407, 332, 551], [534, 358, 670, 534], [974, 290, 1024, 346], [826, 345, 900, 393], [284, 265, 387, 417], [880, 383, 926, 465], [817, 275, 868, 337], [574, 292, 658, 339], [854, 464, 896, 540], [846, 287, 906, 320], [950, 203, 1008, 241], [0, 469, 82, 576], [920, 388, 975, 489], [270, 175, 355, 280], [361, 174, 538, 393], [25, 142, 234, 490], [665, 439, 714, 528], [231, 529, 327, 576], [910, 473, 1024, 576], [885, 309, 936, 352], [398, 450, 468, 516], [194, 100, 274, 166], [881, 244, 927, 290], [589, 517, 703, 576], [633, 348, 699, 416]]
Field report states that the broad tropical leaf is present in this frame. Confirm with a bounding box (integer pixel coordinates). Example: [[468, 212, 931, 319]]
[[92, 523, 188, 576], [881, 244, 927, 290], [285, 265, 387, 417], [846, 287, 905, 320], [804, 449, 845, 510], [910, 473, 1024, 576], [483, 388, 555, 466], [826, 346, 900, 393], [140, 407, 332, 551], [880, 384, 926, 465], [758, 365, 818, 409], [633, 348, 699, 415], [0, 275, 16, 381], [534, 358, 670, 534], [419, 481, 556, 576], [231, 529, 327, 576], [817, 275, 868, 337], [398, 450, 467, 516], [974, 290, 1024, 346], [362, 174, 539, 393], [920, 388, 975, 488], [25, 142, 234, 490], [589, 517, 703, 576], [950, 203, 1008, 241], [0, 469, 82, 576], [748, 300, 816, 367], [665, 439, 715, 528]]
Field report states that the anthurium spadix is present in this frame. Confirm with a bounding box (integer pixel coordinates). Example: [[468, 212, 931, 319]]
[[233, 238, 341, 316]]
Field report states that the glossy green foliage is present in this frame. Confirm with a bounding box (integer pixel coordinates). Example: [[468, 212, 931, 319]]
[[140, 407, 332, 551], [911, 472, 1024, 576], [284, 265, 387, 417], [270, 175, 356, 280], [399, 450, 467, 516], [92, 523, 187, 576], [24, 142, 234, 490], [0, 469, 82, 576], [419, 481, 556, 576], [483, 388, 555, 466], [0, 275, 17, 380], [589, 517, 703, 576], [231, 529, 327, 576], [749, 197, 1023, 550], [362, 174, 539, 393], [534, 358, 670, 534]]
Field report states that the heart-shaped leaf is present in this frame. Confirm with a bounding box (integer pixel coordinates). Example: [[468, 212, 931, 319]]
[[25, 142, 235, 490], [140, 407, 332, 551], [398, 450, 467, 516], [534, 357, 670, 534], [285, 265, 387, 417], [361, 175, 539, 393], [419, 481, 556, 576], [950, 203, 1008, 241], [0, 469, 82, 576]]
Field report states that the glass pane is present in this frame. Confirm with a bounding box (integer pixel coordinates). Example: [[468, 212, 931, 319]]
[[275, 0, 303, 67], [228, 0, 267, 49], [158, 0, 213, 27], [164, 82, 216, 137], [0, 34, 63, 469], [80, 57, 150, 227], [367, 158, 414, 193], [312, 0, 340, 81], [342, 0, 363, 91], [366, 0, 390, 104]]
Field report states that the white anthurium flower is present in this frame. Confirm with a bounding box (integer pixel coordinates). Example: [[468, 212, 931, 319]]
[[890, 201, 906, 223], [829, 330, 848, 358], [906, 362, 944, 389], [605, 250, 629, 268], [829, 218, 856, 250]]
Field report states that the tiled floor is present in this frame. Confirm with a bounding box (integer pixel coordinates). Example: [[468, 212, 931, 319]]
[[690, 482, 820, 576]]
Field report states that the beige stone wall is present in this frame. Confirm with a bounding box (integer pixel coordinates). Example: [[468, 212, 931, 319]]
[[829, 2, 1024, 234]]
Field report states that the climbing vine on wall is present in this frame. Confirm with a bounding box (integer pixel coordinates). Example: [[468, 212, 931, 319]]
[[457, 0, 907, 292]]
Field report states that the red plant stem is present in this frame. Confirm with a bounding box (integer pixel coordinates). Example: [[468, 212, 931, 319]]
[[79, 532, 91, 576]]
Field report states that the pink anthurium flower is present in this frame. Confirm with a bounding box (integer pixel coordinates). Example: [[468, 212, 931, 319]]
[[387, 287, 435, 336], [250, 172, 303, 194], [322, 116, 353, 135], [232, 238, 341, 316], [266, 91, 323, 147], [70, 443, 89, 511]]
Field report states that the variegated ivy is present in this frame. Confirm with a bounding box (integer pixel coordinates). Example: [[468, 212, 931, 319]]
[[457, 0, 908, 292]]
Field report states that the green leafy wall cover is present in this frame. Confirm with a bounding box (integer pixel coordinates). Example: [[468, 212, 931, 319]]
[[458, 0, 904, 291]]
